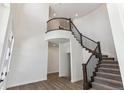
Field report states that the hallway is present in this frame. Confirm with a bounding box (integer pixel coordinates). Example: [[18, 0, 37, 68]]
[[8, 73, 83, 90]]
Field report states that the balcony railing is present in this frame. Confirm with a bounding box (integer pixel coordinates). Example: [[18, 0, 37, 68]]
[[47, 18, 71, 32]]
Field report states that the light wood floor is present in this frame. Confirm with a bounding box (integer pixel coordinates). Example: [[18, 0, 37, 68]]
[[8, 73, 83, 90]]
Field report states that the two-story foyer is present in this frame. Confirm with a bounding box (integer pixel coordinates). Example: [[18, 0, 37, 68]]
[[0, 3, 124, 90]]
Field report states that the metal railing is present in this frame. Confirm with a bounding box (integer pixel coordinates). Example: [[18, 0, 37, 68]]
[[47, 18, 102, 89], [47, 18, 71, 32]]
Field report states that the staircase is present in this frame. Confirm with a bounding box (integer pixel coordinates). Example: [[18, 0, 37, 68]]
[[46, 17, 123, 90], [90, 55, 123, 90], [69, 19, 123, 90]]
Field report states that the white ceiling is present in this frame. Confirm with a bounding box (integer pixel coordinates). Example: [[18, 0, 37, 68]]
[[49, 3, 103, 18]]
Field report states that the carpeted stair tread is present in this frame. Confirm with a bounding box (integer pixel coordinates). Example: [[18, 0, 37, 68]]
[[92, 82, 118, 90]]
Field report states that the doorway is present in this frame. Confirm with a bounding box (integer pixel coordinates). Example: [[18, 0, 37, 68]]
[[66, 53, 71, 81], [48, 42, 59, 75]]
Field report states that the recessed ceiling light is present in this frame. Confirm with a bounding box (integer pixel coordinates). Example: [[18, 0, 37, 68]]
[[53, 13, 56, 17], [75, 13, 79, 17]]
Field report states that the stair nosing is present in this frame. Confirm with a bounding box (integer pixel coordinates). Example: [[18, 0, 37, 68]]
[[92, 82, 118, 90], [89, 88, 96, 90], [102, 56, 108, 58], [102, 59, 117, 62], [98, 67, 119, 71], [101, 62, 118, 64], [94, 76, 122, 84], [100, 64, 119, 66], [102, 57, 114, 59], [96, 72, 121, 77]]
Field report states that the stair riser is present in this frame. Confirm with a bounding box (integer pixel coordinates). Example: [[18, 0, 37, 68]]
[[96, 73, 122, 81], [102, 58, 114, 60], [92, 83, 114, 90], [102, 55, 108, 57], [102, 62, 118, 64], [94, 78, 122, 88], [99, 65, 119, 69], [98, 69, 120, 75]]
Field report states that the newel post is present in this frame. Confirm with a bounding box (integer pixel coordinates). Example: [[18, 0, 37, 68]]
[[80, 34, 83, 46], [82, 64, 89, 90], [97, 41, 102, 61]]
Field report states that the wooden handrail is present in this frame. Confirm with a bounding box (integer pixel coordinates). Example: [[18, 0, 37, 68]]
[[69, 19, 82, 35], [82, 43, 102, 90], [82, 64, 89, 90], [69, 20, 98, 44], [97, 42, 102, 61], [86, 45, 98, 65], [46, 29, 71, 33], [47, 17, 98, 44], [47, 17, 70, 23]]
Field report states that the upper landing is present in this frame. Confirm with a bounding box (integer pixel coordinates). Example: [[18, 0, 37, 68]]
[[45, 18, 72, 43]]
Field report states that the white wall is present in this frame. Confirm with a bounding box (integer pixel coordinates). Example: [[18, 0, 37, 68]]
[[0, 4, 10, 70], [7, 4, 49, 88], [48, 45, 59, 74], [73, 4, 117, 59], [107, 4, 124, 87], [46, 30, 83, 82], [70, 35, 83, 82], [59, 42, 70, 77], [0, 4, 11, 90]]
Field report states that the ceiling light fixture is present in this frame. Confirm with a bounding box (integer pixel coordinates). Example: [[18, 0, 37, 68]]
[[53, 13, 56, 17], [75, 13, 79, 17]]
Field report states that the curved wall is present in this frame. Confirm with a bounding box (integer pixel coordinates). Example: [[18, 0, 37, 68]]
[[46, 30, 83, 82], [45, 30, 72, 42]]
